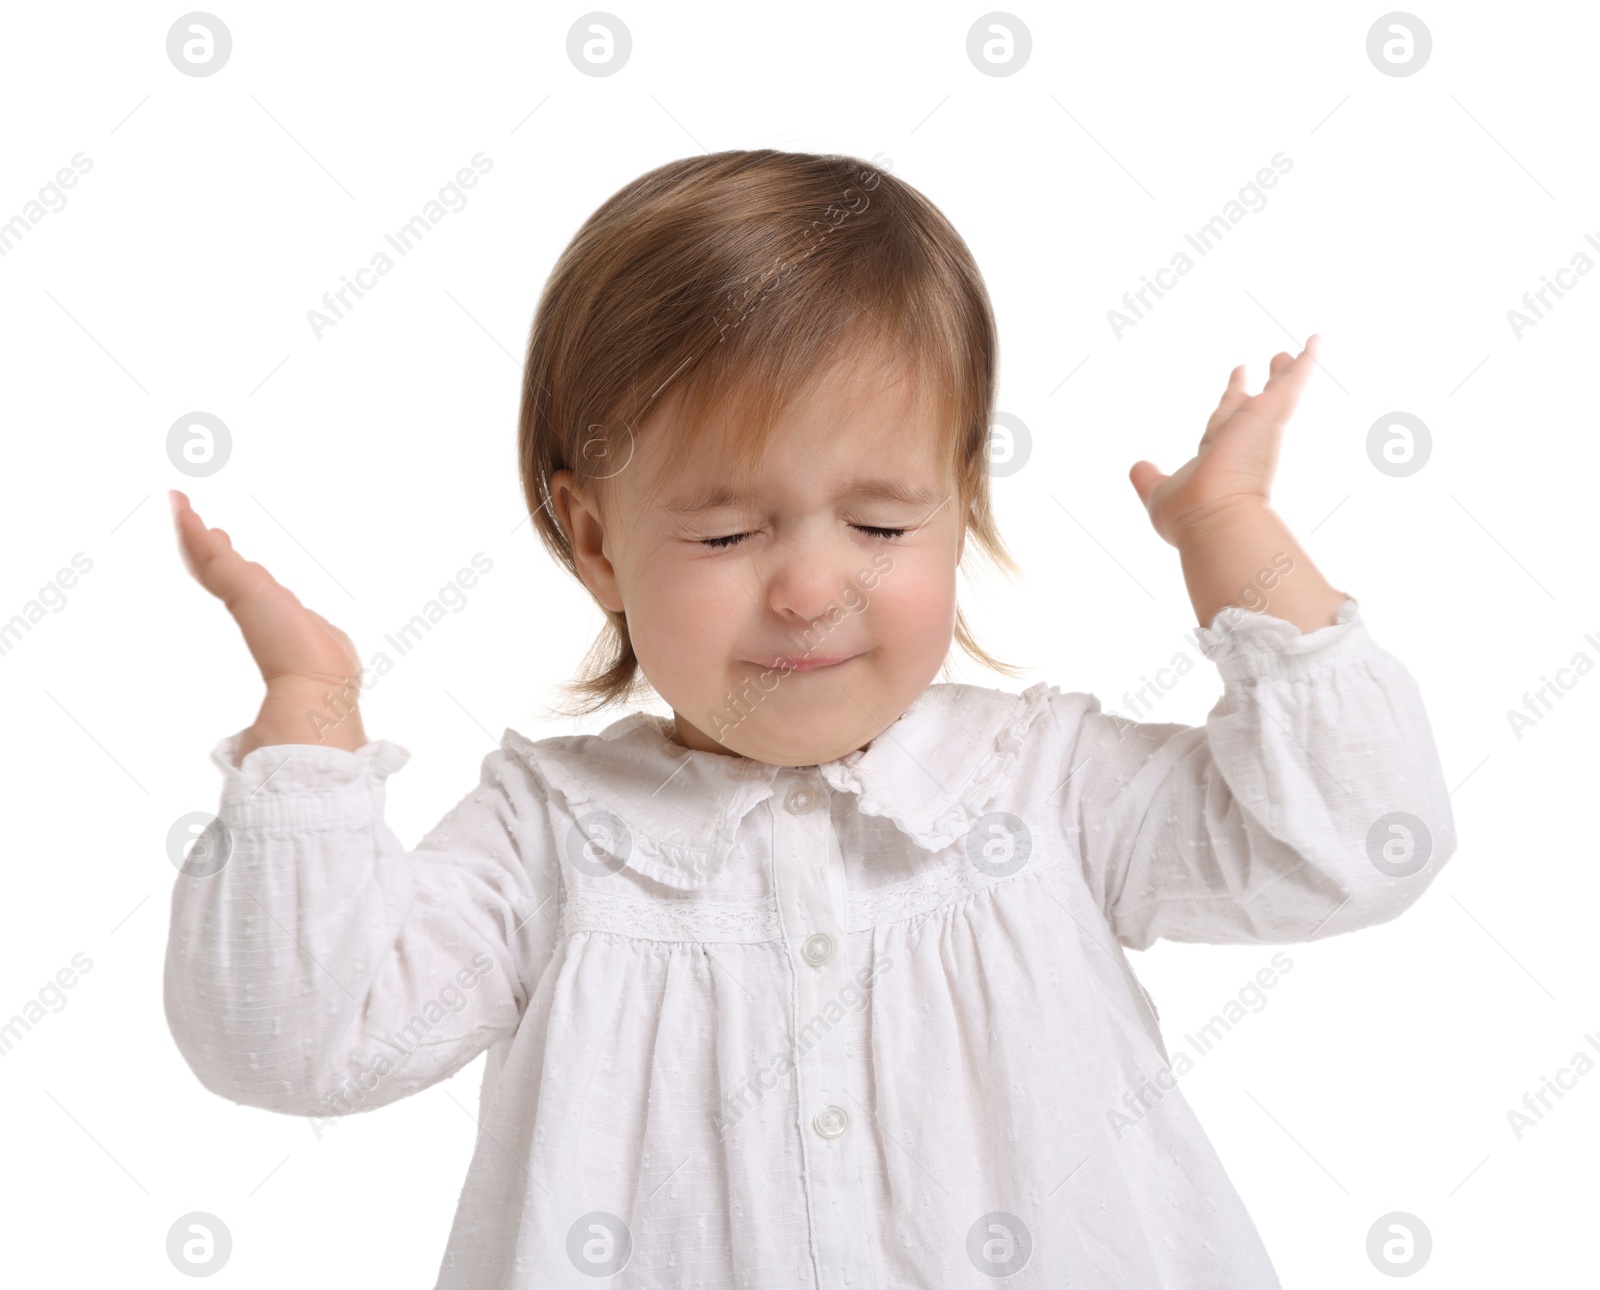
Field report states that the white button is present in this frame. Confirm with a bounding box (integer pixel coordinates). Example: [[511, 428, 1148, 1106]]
[[785, 786, 817, 814], [812, 1104, 849, 1138], [801, 932, 835, 967]]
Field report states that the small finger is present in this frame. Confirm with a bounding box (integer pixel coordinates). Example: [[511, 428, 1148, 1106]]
[[1128, 460, 1165, 506], [1258, 346, 1317, 411], [1205, 365, 1250, 435]]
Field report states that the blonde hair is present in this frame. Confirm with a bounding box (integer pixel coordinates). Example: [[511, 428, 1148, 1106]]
[[518, 149, 1023, 717]]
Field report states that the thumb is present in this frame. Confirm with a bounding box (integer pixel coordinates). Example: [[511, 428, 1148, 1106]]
[[1128, 460, 1166, 508]]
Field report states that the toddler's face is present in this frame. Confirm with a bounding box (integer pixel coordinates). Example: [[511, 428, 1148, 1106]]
[[554, 348, 964, 766]]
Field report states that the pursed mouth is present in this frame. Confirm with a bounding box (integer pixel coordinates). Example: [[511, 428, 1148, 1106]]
[[749, 653, 858, 673]]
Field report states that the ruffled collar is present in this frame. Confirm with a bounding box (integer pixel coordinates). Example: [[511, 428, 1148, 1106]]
[[500, 680, 1057, 891]]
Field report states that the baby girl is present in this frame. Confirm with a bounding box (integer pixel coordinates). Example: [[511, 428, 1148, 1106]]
[[164, 149, 1454, 1287]]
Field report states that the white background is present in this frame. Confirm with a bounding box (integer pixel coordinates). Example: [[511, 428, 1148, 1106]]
[[1, 0, 1596, 1284]]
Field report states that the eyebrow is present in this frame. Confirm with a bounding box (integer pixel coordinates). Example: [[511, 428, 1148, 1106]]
[[662, 478, 947, 515]]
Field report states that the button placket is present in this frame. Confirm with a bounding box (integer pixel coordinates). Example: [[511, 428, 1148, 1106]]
[[770, 769, 870, 1286]]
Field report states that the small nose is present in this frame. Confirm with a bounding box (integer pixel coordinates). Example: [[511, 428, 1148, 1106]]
[[762, 527, 852, 622]]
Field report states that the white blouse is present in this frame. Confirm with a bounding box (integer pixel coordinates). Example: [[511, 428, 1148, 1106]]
[[164, 596, 1455, 1288]]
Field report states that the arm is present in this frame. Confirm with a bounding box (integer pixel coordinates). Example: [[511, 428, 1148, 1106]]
[[163, 733, 562, 1117], [1064, 334, 1456, 946], [1060, 598, 1456, 948], [163, 489, 561, 1114]]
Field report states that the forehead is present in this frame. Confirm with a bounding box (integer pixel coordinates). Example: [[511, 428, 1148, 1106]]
[[639, 348, 950, 507]]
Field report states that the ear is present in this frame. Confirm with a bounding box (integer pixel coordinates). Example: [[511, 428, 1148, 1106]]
[[550, 469, 624, 613]]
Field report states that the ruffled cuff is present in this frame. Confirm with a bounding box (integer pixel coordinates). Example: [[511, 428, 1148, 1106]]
[[1194, 594, 1369, 684], [207, 730, 412, 831]]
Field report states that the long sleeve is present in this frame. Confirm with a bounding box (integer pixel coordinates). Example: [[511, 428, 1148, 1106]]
[[1059, 596, 1456, 950], [163, 732, 563, 1118]]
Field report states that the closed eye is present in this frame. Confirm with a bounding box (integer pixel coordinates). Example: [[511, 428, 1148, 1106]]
[[699, 524, 907, 550]]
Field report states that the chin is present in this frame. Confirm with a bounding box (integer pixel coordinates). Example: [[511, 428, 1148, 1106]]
[[727, 705, 880, 767]]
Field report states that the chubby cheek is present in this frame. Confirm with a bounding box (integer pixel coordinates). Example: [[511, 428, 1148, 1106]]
[[623, 554, 737, 689], [861, 547, 957, 669]]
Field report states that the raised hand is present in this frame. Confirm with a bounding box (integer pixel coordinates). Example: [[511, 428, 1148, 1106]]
[[170, 489, 367, 757], [1128, 334, 1321, 547]]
